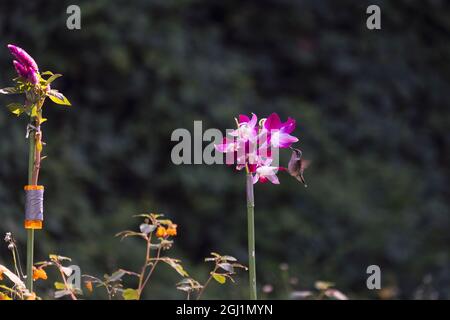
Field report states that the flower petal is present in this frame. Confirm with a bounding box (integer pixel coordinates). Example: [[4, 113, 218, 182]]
[[248, 113, 258, 128], [264, 113, 282, 130], [239, 114, 250, 123], [277, 133, 299, 148], [266, 174, 280, 184], [281, 117, 296, 134]]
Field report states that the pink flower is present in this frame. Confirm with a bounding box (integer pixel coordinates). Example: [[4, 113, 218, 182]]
[[252, 159, 280, 184], [7, 44, 39, 84], [262, 113, 299, 148], [215, 112, 300, 184], [230, 113, 258, 142], [8, 44, 38, 72]]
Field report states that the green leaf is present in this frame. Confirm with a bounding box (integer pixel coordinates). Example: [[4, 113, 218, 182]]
[[212, 273, 226, 284], [0, 87, 19, 95], [31, 105, 38, 117], [162, 259, 189, 277], [108, 269, 126, 282], [115, 230, 147, 240], [45, 74, 62, 85], [6, 103, 24, 116], [122, 288, 139, 300], [40, 71, 54, 76], [54, 282, 66, 290], [47, 89, 71, 106]]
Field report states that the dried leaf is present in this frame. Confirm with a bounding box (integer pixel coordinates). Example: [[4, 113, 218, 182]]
[[218, 263, 234, 273], [0, 264, 26, 290]]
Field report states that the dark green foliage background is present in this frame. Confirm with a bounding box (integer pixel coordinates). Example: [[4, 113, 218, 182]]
[[0, 0, 448, 299]]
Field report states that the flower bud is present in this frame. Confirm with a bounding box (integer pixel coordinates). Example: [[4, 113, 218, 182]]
[[13, 60, 29, 79], [27, 70, 39, 85], [8, 44, 39, 72]]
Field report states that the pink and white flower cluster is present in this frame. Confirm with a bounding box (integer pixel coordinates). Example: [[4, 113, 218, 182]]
[[215, 113, 299, 184]]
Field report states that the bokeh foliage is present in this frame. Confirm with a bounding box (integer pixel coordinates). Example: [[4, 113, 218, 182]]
[[0, 0, 448, 299]]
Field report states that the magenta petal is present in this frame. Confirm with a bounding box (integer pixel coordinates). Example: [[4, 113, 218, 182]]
[[281, 117, 296, 134], [247, 163, 257, 173], [278, 133, 299, 148], [239, 114, 250, 123], [259, 176, 268, 183], [264, 113, 282, 130]]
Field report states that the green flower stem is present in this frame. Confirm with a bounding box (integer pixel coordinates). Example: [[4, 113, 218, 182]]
[[26, 124, 35, 292], [246, 173, 257, 300]]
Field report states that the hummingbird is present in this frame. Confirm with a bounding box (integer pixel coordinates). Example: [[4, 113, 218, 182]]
[[288, 147, 310, 187]]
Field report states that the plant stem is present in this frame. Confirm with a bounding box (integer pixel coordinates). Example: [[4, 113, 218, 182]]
[[196, 265, 218, 300], [25, 100, 44, 293], [137, 234, 152, 299], [57, 262, 77, 300], [246, 173, 257, 300], [140, 246, 161, 291], [26, 124, 35, 292]]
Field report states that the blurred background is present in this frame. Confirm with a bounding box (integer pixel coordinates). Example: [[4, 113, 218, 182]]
[[0, 0, 448, 299]]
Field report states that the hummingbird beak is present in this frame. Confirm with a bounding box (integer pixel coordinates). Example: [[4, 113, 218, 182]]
[[289, 146, 302, 158]]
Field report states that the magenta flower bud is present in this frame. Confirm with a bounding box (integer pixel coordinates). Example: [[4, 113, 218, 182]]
[[27, 70, 39, 85], [13, 60, 30, 79], [7, 44, 39, 72]]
